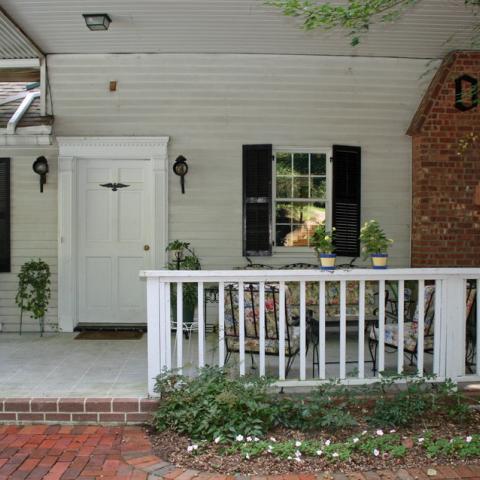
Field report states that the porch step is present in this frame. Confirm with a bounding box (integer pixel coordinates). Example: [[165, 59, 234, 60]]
[[0, 397, 159, 425]]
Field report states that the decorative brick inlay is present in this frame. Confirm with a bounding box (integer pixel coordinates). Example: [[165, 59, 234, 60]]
[[408, 50, 480, 267]]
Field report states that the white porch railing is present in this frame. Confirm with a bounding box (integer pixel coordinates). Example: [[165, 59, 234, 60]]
[[140, 268, 480, 396]]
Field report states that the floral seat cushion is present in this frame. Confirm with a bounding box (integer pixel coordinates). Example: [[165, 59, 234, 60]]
[[369, 322, 434, 352]]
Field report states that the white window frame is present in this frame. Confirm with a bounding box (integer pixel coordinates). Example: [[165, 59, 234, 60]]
[[272, 146, 332, 254]]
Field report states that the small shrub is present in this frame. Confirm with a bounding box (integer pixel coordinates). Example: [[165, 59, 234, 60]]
[[153, 367, 276, 441]]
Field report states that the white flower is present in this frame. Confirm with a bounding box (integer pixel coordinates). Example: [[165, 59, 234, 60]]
[[270, 436, 277, 443], [246, 436, 252, 442], [373, 449, 380, 457], [295, 441, 302, 447], [389, 429, 396, 433], [332, 452, 339, 458], [295, 457, 302, 463], [466, 436, 473, 443], [214, 436, 221, 444], [187, 444, 198, 453], [295, 450, 302, 458], [325, 439, 331, 446], [287, 456, 292, 460], [418, 437, 424, 444], [267, 445, 273, 452], [254, 437, 259, 442], [352, 437, 359, 444], [362, 430, 368, 436], [245, 453, 250, 460], [376, 429, 384, 436], [316, 450, 323, 456], [236, 434, 244, 442]]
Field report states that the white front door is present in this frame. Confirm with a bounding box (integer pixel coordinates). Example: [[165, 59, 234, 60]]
[[77, 159, 153, 324]]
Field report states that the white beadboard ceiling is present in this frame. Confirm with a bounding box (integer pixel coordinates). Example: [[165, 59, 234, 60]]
[[1, 0, 478, 59]]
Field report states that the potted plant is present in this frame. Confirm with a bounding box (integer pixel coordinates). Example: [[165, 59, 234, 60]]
[[310, 222, 336, 270], [359, 220, 394, 269], [166, 240, 201, 327], [15, 258, 51, 336]]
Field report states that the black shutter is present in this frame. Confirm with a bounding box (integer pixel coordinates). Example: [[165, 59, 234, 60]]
[[332, 145, 361, 257], [0, 158, 10, 272], [243, 144, 272, 256]]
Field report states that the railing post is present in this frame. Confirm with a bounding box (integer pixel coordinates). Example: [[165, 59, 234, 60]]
[[442, 276, 467, 380], [147, 277, 161, 396]]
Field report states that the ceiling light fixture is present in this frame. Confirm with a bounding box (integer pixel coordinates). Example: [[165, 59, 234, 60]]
[[82, 13, 112, 31]]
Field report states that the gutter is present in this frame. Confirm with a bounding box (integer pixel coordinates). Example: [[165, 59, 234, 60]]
[[6, 91, 40, 134]]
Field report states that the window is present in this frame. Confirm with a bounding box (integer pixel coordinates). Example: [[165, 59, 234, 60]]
[[274, 150, 330, 248]]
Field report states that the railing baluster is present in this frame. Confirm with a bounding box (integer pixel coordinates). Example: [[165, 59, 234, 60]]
[[279, 281, 286, 381], [218, 282, 225, 368], [397, 280, 405, 375], [239, 281, 245, 376], [259, 281, 266, 377], [340, 280, 346, 379], [378, 279, 385, 374], [198, 282, 205, 368], [300, 281, 306, 380], [477, 279, 480, 376], [433, 279, 442, 376], [417, 280, 425, 376], [159, 281, 167, 370], [319, 280, 326, 379], [358, 280, 365, 379], [176, 282, 183, 372], [165, 282, 171, 370], [147, 277, 161, 396]]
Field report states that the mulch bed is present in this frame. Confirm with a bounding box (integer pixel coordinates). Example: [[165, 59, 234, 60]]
[[149, 410, 480, 475]]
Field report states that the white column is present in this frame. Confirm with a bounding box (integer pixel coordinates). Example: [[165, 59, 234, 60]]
[[147, 277, 161, 396]]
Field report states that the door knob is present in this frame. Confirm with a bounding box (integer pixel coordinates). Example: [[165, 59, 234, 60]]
[[144, 245, 150, 251]]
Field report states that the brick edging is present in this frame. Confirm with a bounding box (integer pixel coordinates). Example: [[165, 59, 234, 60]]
[[0, 397, 159, 424]]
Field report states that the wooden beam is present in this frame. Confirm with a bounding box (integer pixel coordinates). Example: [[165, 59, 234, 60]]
[[0, 68, 40, 82]]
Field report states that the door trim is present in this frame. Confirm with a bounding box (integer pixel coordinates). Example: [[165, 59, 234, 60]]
[[57, 136, 169, 332]]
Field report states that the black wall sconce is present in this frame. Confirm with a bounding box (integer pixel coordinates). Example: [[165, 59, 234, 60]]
[[32, 156, 49, 193], [173, 155, 188, 194]]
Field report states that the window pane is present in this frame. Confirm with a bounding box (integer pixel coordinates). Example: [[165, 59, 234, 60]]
[[276, 177, 292, 198], [311, 177, 326, 198], [290, 224, 309, 246], [311, 153, 326, 175], [311, 202, 326, 224], [293, 153, 309, 175], [276, 152, 292, 175], [293, 177, 309, 198], [276, 202, 291, 223], [276, 224, 291, 247]]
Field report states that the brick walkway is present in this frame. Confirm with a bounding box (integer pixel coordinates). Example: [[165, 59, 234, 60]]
[[1, 425, 480, 480]]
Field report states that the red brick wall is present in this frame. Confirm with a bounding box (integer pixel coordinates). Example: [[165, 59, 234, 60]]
[[410, 51, 480, 267]]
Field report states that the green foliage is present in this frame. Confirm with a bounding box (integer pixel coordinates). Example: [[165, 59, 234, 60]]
[[153, 367, 276, 441], [423, 433, 480, 458], [310, 222, 335, 254], [368, 375, 472, 427], [359, 219, 393, 257], [15, 259, 51, 320], [266, 0, 479, 46], [166, 240, 201, 309]]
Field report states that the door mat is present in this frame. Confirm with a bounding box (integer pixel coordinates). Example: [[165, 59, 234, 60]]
[[74, 331, 144, 340]]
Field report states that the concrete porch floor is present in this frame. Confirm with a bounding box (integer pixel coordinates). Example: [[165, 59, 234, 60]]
[[0, 329, 439, 398]]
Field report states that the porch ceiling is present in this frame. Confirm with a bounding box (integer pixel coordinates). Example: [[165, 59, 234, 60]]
[[1, 0, 479, 59], [0, 8, 41, 59]]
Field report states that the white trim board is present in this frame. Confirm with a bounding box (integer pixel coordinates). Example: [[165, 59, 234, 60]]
[[57, 136, 169, 332]]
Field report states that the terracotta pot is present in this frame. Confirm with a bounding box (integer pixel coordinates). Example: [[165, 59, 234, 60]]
[[371, 253, 388, 269], [319, 253, 336, 270]]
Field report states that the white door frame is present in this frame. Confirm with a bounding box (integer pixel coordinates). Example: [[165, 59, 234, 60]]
[[57, 136, 169, 332]]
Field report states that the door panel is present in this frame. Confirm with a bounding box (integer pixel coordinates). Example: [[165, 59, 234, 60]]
[[78, 159, 152, 324]]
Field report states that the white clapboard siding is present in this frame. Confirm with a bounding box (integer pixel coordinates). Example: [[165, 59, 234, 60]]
[[0, 146, 58, 332], [1, 0, 476, 59], [48, 53, 437, 272]]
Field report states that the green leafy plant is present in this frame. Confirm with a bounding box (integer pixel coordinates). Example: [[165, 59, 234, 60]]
[[265, 0, 480, 47], [166, 240, 201, 310], [15, 259, 51, 334], [359, 219, 393, 258], [154, 367, 277, 441], [310, 222, 335, 254]]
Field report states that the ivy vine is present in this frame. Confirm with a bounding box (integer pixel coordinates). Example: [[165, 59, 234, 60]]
[[266, 0, 480, 46], [15, 259, 51, 321]]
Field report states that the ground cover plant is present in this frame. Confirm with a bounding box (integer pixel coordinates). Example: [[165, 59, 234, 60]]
[[151, 367, 480, 474]]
